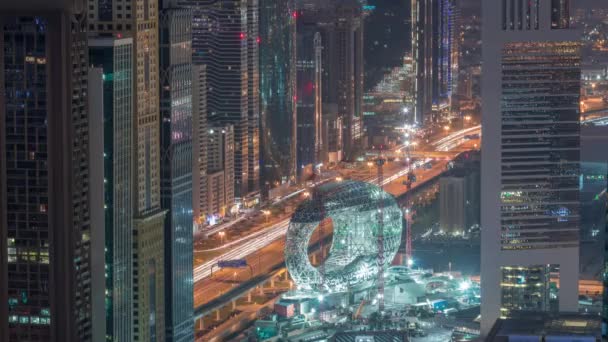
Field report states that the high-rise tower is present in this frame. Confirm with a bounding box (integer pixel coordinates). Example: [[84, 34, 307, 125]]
[[297, 0, 363, 162], [89, 36, 135, 342], [192, 65, 208, 223], [259, 0, 297, 191], [88, 0, 166, 340], [159, 6, 194, 342], [0, 1, 93, 341], [481, 0, 581, 335], [182, 0, 260, 200], [296, 27, 323, 174], [247, 0, 260, 194], [412, 0, 458, 124]]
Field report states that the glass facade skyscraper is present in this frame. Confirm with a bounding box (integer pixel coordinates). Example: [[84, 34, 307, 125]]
[[259, 0, 297, 190], [89, 0, 167, 340], [159, 7, 194, 342], [0, 3, 93, 341], [297, 0, 364, 162], [182, 0, 260, 199], [247, 0, 261, 194], [481, 0, 581, 335], [412, 0, 458, 124], [89, 36, 134, 342], [296, 28, 323, 174]]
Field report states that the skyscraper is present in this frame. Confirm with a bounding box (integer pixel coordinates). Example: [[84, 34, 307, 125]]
[[259, 0, 297, 190], [207, 124, 236, 217], [88, 0, 166, 340], [412, 0, 458, 124], [159, 6, 194, 342], [89, 36, 135, 342], [88, 67, 107, 342], [481, 0, 581, 335], [296, 28, 323, 174], [247, 0, 261, 194], [298, 0, 364, 161], [183, 0, 260, 200], [0, 1, 93, 341], [192, 65, 208, 224], [332, 0, 364, 159]]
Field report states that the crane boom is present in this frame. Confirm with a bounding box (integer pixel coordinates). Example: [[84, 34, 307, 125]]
[[376, 150, 386, 312]]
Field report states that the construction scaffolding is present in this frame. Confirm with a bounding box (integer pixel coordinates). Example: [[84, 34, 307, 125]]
[[284, 180, 403, 294]]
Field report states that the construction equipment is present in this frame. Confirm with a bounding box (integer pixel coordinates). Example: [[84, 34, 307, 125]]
[[353, 299, 368, 320], [405, 208, 412, 265], [376, 146, 386, 313]]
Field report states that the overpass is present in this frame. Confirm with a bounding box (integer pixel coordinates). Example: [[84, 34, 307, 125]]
[[367, 150, 459, 159], [191, 125, 483, 329], [581, 107, 608, 125]]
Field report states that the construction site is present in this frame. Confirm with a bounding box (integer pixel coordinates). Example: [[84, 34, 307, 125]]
[[248, 172, 481, 341], [194, 132, 487, 342]]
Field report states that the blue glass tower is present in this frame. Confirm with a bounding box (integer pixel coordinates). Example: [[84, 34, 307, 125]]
[[89, 36, 135, 342], [259, 0, 297, 191], [159, 7, 194, 342]]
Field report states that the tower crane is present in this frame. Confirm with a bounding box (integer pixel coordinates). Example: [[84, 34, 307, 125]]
[[375, 145, 386, 313]]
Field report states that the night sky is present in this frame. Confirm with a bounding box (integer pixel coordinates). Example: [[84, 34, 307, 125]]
[[364, 0, 411, 90]]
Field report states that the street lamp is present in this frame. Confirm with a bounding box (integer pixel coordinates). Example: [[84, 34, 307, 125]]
[[262, 210, 270, 223]]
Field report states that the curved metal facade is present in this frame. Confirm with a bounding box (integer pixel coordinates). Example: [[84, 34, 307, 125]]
[[285, 181, 403, 293]]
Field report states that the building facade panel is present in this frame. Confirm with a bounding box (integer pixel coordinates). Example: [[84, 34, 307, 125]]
[[89, 0, 167, 339], [481, 0, 581, 335], [89, 36, 135, 342], [1, 6, 93, 341], [259, 0, 296, 190], [180, 0, 256, 199], [159, 7, 194, 342]]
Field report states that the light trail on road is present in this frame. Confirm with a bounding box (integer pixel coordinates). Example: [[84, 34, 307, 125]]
[[192, 162, 421, 283], [433, 125, 480, 151], [193, 125, 481, 284], [201, 216, 247, 237], [193, 218, 290, 282], [194, 219, 288, 253]]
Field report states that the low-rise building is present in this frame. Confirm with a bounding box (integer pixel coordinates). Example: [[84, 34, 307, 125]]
[[486, 312, 602, 341]]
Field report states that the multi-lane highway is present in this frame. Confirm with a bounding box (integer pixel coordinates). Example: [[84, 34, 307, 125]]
[[192, 126, 482, 309], [193, 218, 289, 282], [192, 161, 421, 283]]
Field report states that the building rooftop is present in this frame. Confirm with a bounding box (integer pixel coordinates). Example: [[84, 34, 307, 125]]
[[331, 330, 409, 342], [486, 312, 602, 341]]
